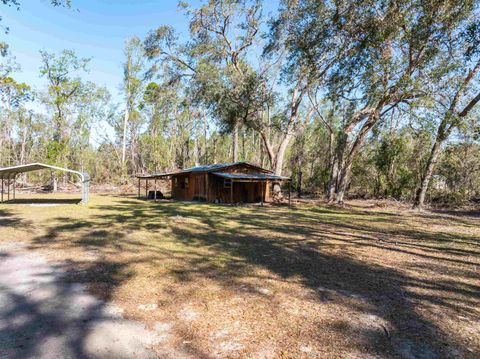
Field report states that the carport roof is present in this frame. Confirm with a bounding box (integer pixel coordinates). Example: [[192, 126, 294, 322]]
[[0, 163, 89, 182]]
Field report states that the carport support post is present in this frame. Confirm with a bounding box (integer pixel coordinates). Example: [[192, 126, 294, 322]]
[[7, 174, 10, 201], [13, 174, 16, 200], [1, 176, 3, 203], [137, 178, 141, 199], [154, 178, 157, 202], [145, 179, 148, 199], [230, 180, 234, 204]]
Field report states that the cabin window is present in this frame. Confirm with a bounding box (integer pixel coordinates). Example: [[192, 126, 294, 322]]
[[224, 179, 232, 189], [178, 177, 188, 190]]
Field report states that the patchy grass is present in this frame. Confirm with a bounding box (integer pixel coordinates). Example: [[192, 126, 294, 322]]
[[1, 193, 479, 358]]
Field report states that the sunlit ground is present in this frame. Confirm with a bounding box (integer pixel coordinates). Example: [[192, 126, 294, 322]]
[[1, 193, 479, 358]]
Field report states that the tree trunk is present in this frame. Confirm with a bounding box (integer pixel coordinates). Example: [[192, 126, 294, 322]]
[[212, 138, 217, 164], [232, 122, 239, 162], [412, 65, 480, 208], [241, 130, 246, 160], [51, 173, 58, 193], [326, 131, 338, 202], [19, 113, 29, 184], [170, 107, 178, 169], [274, 133, 292, 176], [270, 132, 295, 200], [413, 121, 448, 209], [335, 112, 380, 204], [203, 114, 208, 164], [271, 83, 306, 199], [260, 131, 275, 169], [329, 130, 349, 202], [194, 137, 200, 166], [20, 121, 27, 165], [121, 103, 129, 166], [297, 152, 303, 198], [327, 156, 339, 202], [413, 138, 442, 209], [185, 138, 190, 167], [335, 161, 352, 204]]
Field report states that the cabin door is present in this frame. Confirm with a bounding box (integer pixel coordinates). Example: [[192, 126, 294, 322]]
[[193, 174, 206, 201]]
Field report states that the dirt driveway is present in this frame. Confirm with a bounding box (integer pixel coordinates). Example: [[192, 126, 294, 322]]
[[0, 242, 167, 359]]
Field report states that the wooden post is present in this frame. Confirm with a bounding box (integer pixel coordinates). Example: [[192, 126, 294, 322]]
[[288, 180, 291, 206], [138, 178, 141, 199], [145, 179, 148, 198], [265, 180, 270, 202], [230, 180, 234, 204], [13, 175, 16, 200], [1, 176, 3, 203], [7, 174, 10, 201], [154, 178, 157, 202], [205, 173, 209, 202], [261, 180, 264, 206]]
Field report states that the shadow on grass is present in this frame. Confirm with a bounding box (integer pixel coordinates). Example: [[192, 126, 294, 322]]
[[0, 208, 29, 228], [0, 250, 129, 359], [6, 198, 82, 205], [26, 197, 480, 358]]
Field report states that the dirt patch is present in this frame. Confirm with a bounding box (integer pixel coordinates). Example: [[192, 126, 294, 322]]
[[0, 243, 176, 358], [1, 194, 479, 358]]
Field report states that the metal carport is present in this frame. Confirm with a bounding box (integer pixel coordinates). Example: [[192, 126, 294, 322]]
[[0, 163, 90, 205]]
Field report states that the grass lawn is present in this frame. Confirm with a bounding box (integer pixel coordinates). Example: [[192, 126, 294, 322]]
[[1, 194, 479, 358]]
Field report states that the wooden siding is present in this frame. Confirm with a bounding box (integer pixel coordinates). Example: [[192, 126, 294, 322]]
[[171, 174, 192, 201], [207, 174, 269, 203], [169, 163, 273, 203]]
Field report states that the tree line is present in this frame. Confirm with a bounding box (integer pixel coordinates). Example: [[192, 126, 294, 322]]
[[1, 0, 480, 208]]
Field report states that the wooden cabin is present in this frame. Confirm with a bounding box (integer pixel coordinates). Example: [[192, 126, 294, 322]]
[[137, 162, 291, 204]]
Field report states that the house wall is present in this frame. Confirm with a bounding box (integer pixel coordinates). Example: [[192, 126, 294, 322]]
[[170, 163, 274, 203], [208, 175, 269, 203], [171, 174, 193, 200], [208, 163, 272, 202], [171, 173, 208, 201]]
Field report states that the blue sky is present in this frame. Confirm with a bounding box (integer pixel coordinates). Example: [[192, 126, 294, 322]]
[[1, 0, 199, 100], [1, 0, 280, 145], [1, 0, 279, 100]]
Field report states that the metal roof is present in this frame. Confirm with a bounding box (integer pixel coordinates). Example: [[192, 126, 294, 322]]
[[136, 162, 271, 179], [183, 162, 249, 173], [0, 163, 90, 205], [212, 172, 290, 181], [136, 171, 180, 179], [0, 163, 89, 182]]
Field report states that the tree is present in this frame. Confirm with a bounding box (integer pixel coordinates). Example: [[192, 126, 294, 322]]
[[413, 22, 480, 208], [187, 0, 265, 162], [436, 125, 480, 204], [39, 49, 108, 190], [145, 0, 263, 163], [121, 37, 146, 178], [0, 76, 32, 169], [0, 43, 19, 82], [282, 0, 477, 204]]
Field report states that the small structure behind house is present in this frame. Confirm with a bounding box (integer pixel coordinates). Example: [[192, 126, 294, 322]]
[[136, 162, 291, 205], [0, 163, 90, 205]]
